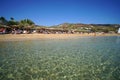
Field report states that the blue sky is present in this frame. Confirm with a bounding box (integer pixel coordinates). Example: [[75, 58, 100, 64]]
[[0, 0, 120, 26]]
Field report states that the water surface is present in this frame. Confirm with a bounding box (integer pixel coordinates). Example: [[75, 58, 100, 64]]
[[0, 36, 120, 80]]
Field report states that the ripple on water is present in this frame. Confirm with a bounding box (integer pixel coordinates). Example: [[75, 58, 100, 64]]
[[0, 36, 120, 80]]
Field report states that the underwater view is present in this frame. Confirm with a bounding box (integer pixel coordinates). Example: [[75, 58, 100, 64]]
[[0, 36, 120, 80]]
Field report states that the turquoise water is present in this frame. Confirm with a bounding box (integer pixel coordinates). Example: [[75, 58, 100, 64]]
[[0, 36, 120, 80]]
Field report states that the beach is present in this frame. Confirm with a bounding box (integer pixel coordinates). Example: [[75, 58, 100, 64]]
[[0, 33, 119, 41]]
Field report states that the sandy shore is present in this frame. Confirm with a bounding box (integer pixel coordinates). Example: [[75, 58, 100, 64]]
[[0, 33, 120, 41]]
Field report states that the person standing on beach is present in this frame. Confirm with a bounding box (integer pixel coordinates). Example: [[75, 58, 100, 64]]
[[94, 32, 96, 36]]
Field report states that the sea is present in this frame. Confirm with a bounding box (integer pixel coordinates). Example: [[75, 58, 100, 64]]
[[0, 36, 120, 80]]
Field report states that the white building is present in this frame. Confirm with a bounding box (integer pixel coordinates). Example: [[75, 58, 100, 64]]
[[118, 28, 120, 33]]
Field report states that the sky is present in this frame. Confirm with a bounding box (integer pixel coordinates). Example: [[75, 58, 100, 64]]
[[0, 0, 120, 26]]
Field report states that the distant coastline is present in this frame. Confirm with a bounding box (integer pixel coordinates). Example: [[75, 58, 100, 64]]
[[1, 17, 120, 35]]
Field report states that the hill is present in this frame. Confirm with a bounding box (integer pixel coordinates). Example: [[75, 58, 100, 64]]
[[50, 23, 120, 33]]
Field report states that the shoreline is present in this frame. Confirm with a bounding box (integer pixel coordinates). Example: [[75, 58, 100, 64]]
[[0, 33, 120, 41]]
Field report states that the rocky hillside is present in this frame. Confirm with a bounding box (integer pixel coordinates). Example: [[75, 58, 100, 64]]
[[50, 23, 120, 33]]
